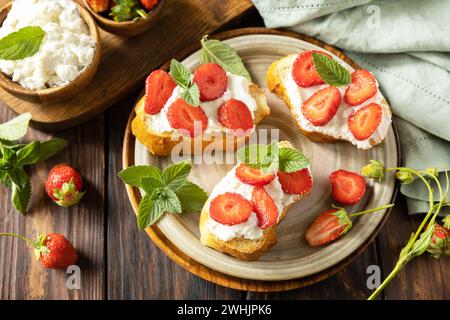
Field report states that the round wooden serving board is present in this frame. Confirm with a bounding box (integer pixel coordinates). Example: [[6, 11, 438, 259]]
[[123, 28, 400, 291]]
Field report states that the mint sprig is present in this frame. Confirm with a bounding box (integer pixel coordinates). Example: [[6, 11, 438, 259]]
[[236, 142, 310, 173], [312, 52, 351, 87], [200, 35, 251, 82], [169, 59, 200, 107], [0, 114, 68, 214], [118, 160, 208, 229], [0, 26, 46, 61]]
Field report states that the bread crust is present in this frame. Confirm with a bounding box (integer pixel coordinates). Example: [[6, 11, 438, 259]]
[[266, 55, 392, 147], [199, 141, 311, 261], [132, 84, 270, 156]]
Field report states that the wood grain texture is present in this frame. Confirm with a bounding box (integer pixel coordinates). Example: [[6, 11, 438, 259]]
[[0, 103, 105, 299], [0, 0, 253, 130]]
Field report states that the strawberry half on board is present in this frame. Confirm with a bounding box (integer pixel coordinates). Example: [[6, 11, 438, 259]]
[[209, 192, 252, 226], [235, 164, 275, 187], [348, 103, 382, 141], [193, 63, 228, 102], [45, 164, 85, 207], [167, 98, 208, 137], [301, 86, 341, 126], [144, 70, 177, 115], [330, 170, 366, 205], [0, 232, 78, 270], [305, 209, 352, 246], [292, 50, 331, 88], [218, 99, 254, 134], [251, 186, 279, 229], [344, 69, 377, 106], [277, 168, 313, 195]]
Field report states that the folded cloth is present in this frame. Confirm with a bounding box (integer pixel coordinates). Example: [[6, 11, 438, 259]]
[[253, 0, 450, 214]]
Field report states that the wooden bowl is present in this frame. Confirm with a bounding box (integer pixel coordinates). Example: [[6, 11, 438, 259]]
[[0, 1, 101, 105], [83, 0, 165, 37]]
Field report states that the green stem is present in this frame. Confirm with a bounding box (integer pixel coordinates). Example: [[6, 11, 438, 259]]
[[0, 232, 36, 248], [349, 204, 394, 218], [368, 258, 407, 300]]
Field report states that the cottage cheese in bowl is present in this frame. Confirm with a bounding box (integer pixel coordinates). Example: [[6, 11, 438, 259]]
[[0, 0, 96, 90]]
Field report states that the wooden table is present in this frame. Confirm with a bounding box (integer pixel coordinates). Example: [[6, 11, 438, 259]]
[[1, 4, 449, 301]]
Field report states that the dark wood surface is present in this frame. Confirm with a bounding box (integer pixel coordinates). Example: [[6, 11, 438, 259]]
[[1, 6, 449, 300]]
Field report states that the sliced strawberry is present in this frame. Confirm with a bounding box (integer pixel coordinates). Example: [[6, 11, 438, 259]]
[[218, 99, 254, 134], [251, 187, 279, 229], [167, 98, 207, 137], [330, 170, 366, 205], [209, 192, 252, 226], [305, 209, 352, 246], [277, 168, 313, 195], [344, 69, 377, 106], [301, 86, 341, 126], [144, 70, 176, 115], [235, 164, 275, 187], [292, 50, 331, 88], [193, 63, 228, 102], [348, 103, 382, 141]]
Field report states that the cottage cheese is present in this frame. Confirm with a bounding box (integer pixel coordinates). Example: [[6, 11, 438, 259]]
[[205, 164, 304, 241], [146, 72, 258, 135], [0, 0, 96, 90], [283, 54, 392, 150]]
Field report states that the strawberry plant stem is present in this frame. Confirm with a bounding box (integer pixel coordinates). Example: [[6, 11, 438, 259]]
[[348, 204, 394, 218], [0, 232, 36, 247]]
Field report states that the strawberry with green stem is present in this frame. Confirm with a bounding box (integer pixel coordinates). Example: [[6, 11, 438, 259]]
[[305, 204, 394, 246], [0, 233, 78, 269], [361, 161, 450, 300], [45, 164, 85, 207]]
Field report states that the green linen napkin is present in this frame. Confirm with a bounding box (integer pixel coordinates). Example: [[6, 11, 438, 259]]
[[253, 0, 450, 214]]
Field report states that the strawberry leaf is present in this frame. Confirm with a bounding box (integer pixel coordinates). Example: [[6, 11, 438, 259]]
[[312, 53, 351, 87]]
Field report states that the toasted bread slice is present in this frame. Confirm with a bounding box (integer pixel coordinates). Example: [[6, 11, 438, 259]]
[[199, 141, 311, 261], [132, 84, 270, 156], [267, 54, 392, 148]]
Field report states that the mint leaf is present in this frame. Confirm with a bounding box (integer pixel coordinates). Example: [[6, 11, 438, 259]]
[[118, 165, 161, 189], [180, 84, 200, 107], [169, 59, 200, 107], [0, 171, 11, 188], [137, 188, 182, 229], [175, 181, 208, 212], [110, 0, 147, 22], [0, 26, 45, 61], [200, 36, 251, 82], [162, 160, 191, 191], [9, 167, 30, 214], [141, 176, 163, 195], [0, 113, 31, 141], [278, 147, 310, 173], [37, 139, 68, 162], [237, 144, 273, 170], [16, 141, 40, 167], [170, 59, 192, 88], [312, 52, 351, 87]]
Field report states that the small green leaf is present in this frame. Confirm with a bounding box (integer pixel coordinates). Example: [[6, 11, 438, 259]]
[[0, 113, 31, 141], [0, 26, 45, 61], [312, 52, 351, 87], [140, 176, 163, 195], [0, 170, 11, 188], [15, 141, 40, 167], [180, 84, 200, 107], [200, 36, 251, 82], [236, 144, 270, 169], [175, 181, 208, 213], [162, 160, 192, 191], [137, 189, 182, 229], [278, 147, 310, 173], [118, 165, 161, 188], [9, 168, 31, 214], [410, 224, 435, 258], [159, 188, 182, 214], [170, 59, 192, 89], [36, 139, 68, 163]]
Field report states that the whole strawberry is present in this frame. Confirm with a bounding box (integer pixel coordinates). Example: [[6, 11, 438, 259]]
[[140, 0, 158, 10], [45, 164, 85, 207], [0, 233, 78, 270], [427, 223, 450, 259]]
